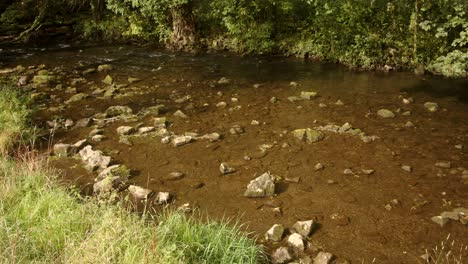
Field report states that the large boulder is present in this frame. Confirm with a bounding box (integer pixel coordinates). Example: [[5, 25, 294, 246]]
[[244, 172, 276, 197]]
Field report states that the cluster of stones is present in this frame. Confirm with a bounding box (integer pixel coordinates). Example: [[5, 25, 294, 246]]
[[431, 208, 468, 227], [315, 123, 379, 143], [266, 220, 333, 264]]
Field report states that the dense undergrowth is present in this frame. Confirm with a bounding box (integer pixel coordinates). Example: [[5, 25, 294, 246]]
[[1, 0, 467, 77], [0, 79, 265, 263]]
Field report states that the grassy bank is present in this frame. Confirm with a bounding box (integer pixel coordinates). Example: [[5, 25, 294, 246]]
[[0, 80, 265, 263]]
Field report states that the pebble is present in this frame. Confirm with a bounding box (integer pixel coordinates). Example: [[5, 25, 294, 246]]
[[219, 162, 236, 175], [172, 136, 193, 147], [166, 172, 185, 181], [402, 97, 414, 104], [128, 185, 152, 199], [314, 163, 325, 171], [343, 169, 354, 175], [401, 165, 412, 172], [251, 120, 260, 126], [405, 121, 415, 127], [216, 101, 227, 108], [335, 99, 344, 105]]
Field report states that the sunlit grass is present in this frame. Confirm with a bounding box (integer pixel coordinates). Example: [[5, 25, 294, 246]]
[[0, 157, 264, 263]]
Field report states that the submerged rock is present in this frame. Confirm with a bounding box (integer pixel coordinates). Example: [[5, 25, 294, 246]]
[[96, 164, 130, 182], [424, 102, 439, 112], [244, 172, 276, 197], [377, 109, 395, 118]]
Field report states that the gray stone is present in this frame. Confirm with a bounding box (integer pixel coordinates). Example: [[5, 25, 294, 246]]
[[292, 220, 315, 238], [271, 247, 292, 264], [244, 172, 276, 197], [287, 233, 305, 253], [431, 216, 449, 227], [424, 102, 439, 112], [128, 185, 152, 199], [53, 143, 76, 157], [377, 109, 395, 118], [216, 101, 227, 108], [292, 128, 324, 143], [313, 252, 334, 264], [265, 224, 285, 242], [174, 110, 188, 119], [220, 162, 236, 175], [116, 126, 134, 136], [79, 145, 111, 171], [173, 136, 193, 147], [338, 123, 352, 133], [175, 95, 191, 104], [362, 169, 375, 175], [73, 139, 88, 150], [155, 192, 171, 204], [343, 169, 354, 175]]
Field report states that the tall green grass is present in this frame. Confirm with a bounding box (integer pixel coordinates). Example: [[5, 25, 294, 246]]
[[0, 157, 265, 263], [0, 79, 30, 154]]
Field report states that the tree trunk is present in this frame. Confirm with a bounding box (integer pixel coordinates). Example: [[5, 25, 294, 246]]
[[168, 3, 197, 52]]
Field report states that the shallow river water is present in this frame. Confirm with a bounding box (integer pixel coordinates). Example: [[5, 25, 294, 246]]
[[1, 44, 467, 263]]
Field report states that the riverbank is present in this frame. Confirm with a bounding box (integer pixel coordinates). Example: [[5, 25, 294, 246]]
[[0, 77, 265, 263], [1, 1, 467, 78]]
